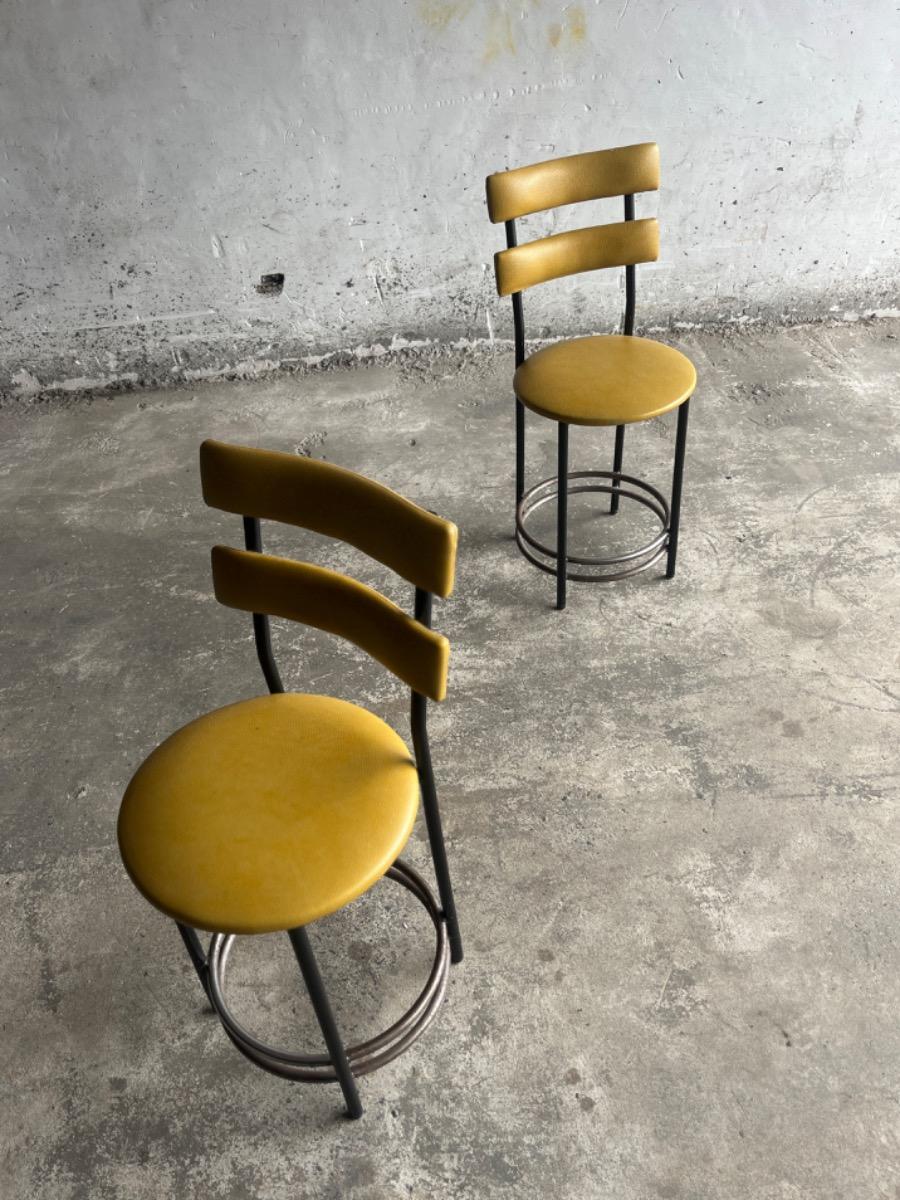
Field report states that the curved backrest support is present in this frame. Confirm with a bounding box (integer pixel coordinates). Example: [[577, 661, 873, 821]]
[[486, 142, 659, 223], [201, 440, 457, 598], [494, 218, 659, 296], [211, 546, 450, 702]]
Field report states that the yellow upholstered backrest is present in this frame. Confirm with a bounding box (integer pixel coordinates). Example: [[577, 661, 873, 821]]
[[211, 547, 451, 701], [486, 142, 660, 295], [200, 440, 457, 701], [486, 142, 659, 223], [494, 219, 659, 297], [200, 439, 457, 597]]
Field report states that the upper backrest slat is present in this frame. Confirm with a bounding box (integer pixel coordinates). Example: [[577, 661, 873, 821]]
[[211, 547, 451, 701], [486, 142, 659, 223], [494, 218, 659, 296], [200, 440, 457, 597]]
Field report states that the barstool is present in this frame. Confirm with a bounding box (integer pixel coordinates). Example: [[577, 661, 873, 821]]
[[117, 440, 462, 1119], [485, 142, 696, 609]]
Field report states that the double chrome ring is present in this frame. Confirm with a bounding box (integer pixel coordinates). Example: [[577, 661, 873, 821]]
[[206, 859, 450, 1081], [516, 470, 670, 582]]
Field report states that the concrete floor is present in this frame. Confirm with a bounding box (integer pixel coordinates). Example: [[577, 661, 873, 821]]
[[2, 320, 899, 1199]]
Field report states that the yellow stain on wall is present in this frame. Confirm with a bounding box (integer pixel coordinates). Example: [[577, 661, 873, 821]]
[[416, 1, 586, 64], [548, 4, 586, 48], [417, 1, 475, 32], [567, 4, 586, 42], [483, 6, 517, 63]]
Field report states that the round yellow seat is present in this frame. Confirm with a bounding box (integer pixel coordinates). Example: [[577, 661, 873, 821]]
[[514, 334, 696, 426], [117, 693, 419, 936]]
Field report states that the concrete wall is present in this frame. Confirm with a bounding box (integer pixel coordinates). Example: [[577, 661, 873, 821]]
[[1, 0, 898, 399]]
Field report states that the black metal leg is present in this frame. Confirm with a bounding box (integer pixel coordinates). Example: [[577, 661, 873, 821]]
[[515, 398, 525, 510], [420, 764, 463, 966], [556, 422, 569, 610], [177, 922, 212, 1001], [410, 602, 463, 967], [411, 690, 463, 965], [288, 926, 363, 1119], [610, 424, 625, 515], [666, 399, 690, 579]]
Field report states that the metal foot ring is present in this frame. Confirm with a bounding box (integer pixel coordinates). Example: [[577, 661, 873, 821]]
[[516, 470, 670, 583], [206, 859, 450, 1082]]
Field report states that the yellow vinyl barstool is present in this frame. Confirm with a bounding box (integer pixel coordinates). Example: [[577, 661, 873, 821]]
[[486, 142, 697, 609], [117, 440, 462, 1119]]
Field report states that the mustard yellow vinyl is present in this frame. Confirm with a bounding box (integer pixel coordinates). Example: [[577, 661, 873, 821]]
[[494, 219, 659, 297], [514, 335, 696, 426], [117, 693, 420, 935], [211, 546, 451, 701], [486, 142, 659, 223], [200, 440, 457, 598]]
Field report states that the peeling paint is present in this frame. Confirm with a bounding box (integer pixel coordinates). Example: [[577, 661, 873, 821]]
[[5, 304, 899, 406]]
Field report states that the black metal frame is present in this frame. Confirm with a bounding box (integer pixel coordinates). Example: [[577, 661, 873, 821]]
[[174, 519, 462, 1119], [505, 192, 692, 610]]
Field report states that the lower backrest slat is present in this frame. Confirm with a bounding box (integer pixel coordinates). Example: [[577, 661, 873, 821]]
[[211, 546, 450, 702], [494, 218, 659, 297]]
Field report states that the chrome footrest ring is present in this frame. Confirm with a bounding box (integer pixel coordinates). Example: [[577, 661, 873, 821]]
[[515, 469, 670, 583], [206, 859, 450, 1081]]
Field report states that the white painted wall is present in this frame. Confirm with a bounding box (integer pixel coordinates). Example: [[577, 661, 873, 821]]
[[1, 0, 897, 397]]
